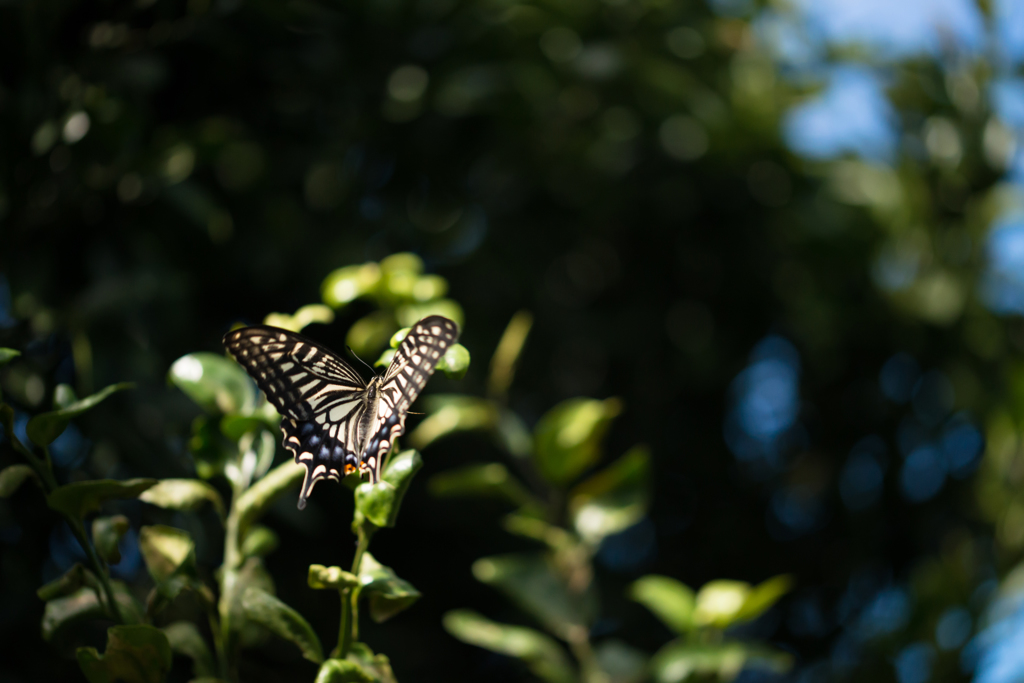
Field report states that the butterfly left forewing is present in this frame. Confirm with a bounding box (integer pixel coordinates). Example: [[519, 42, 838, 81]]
[[361, 315, 460, 482]]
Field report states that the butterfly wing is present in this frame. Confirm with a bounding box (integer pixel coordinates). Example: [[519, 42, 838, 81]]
[[361, 315, 460, 482], [223, 325, 368, 508]]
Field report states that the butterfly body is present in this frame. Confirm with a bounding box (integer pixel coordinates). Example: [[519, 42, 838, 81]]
[[223, 315, 459, 508]]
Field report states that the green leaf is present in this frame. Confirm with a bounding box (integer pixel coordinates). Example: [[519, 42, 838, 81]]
[[169, 352, 255, 415], [472, 552, 596, 638], [649, 641, 792, 683], [343, 642, 398, 683], [443, 610, 575, 683], [358, 552, 421, 623], [629, 575, 696, 635], [428, 462, 534, 507], [138, 525, 195, 584], [220, 414, 269, 441], [188, 415, 233, 479], [346, 311, 397, 359], [693, 580, 751, 628], [734, 575, 793, 623], [43, 583, 144, 641], [354, 450, 422, 528], [396, 299, 465, 329], [308, 564, 360, 591], [437, 343, 470, 379], [76, 625, 172, 683], [162, 621, 217, 679], [595, 639, 648, 683], [92, 515, 130, 564], [0, 463, 38, 497], [27, 382, 133, 446], [37, 563, 95, 602], [234, 460, 305, 533], [263, 303, 335, 332], [241, 586, 324, 664], [139, 479, 225, 519], [0, 348, 20, 365], [321, 262, 383, 308], [406, 395, 496, 450], [381, 251, 424, 275], [533, 397, 623, 486], [315, 659, 375, 683], [241, 524, 280, 558], [53, 383, 77, 409], [487, 310, 533, 400], [569, 446, 651, 544], [225, 557, 276, 649], [47, 478, 157, 519]]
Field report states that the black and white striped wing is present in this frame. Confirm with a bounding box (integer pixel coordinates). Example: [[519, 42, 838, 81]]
[[361, 315, 460, 482], [223, 325, 368, 509]]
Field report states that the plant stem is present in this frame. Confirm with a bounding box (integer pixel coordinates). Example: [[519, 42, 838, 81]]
[[337, 521, 375, 657], [67, 517, 124, 624], [567, 627, 608, 683]]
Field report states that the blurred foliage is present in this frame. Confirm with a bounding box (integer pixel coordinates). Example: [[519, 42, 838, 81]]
[[3, 0, 1024, 681]]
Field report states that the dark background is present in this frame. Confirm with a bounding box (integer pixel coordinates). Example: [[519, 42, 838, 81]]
[[1, 0, 1020, 681]]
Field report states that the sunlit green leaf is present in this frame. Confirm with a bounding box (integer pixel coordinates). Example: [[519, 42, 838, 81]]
[[344, 642, 397, 683], [0, 463, 38, 497], [27, 382, 133, 446], [241, 586, 324, 664], [443, 610, 575, 683], [693, 580, 750, 628], [629, 575, 696, 635], [595, 639, 648, 683], [428, 462, 534, 507], [380, 252, 424, 275], [139, 479, 225, 519], [76, 625, 172, 683], [411, 274, 448, 302], [0, 348, 20, 365], [308, 564, 360, 591], [263, 303, 335, 332], [162, 621, 217, 680], [93, 515, 130, 564], [358, 552, 421, 623], [472, 552, 596, 638], [437, 343, 470, 379], [321, 262, 383, 308], [734, 575, 793, 624], [396, 299, 464, 329], [569, 446, 650, 544], [241, 524, 279, 558], [169, 352, 255, 415], [353, 450, 422, 528], [138, 525, 195, 584], [406, 395, 496, 450], [533, 397, 623, 486], [47, 478, 157, 519], [649, 641, 792, 683], [347, 311, 397, 359], [315, 659, 374, 683], [53, 383, 77, 409]]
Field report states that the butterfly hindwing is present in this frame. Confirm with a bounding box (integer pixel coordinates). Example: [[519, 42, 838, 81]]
[[362, 315, 460, 481]]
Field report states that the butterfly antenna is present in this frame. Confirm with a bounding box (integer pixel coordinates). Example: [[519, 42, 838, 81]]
[[347, 346, 379, 376]]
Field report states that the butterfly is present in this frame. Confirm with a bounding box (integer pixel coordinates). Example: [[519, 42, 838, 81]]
[[223, 315, 459, 509]]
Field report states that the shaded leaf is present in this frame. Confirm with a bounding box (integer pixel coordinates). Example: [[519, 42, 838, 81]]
[[308, 564, 360, 591], [169, 352, 255, 415], [346, 311, 397, 359], [533, 398, 623, 486], [47, 479, 157, 519], [76, 624, 172, 683], [241, 586, 324, 664], [220, 414, 270, 442], [0, 348, 20, 365], [241, 524, 279, 558], [650, 641, 792, 683], [162, 621, 217, 679], [396, 299, 464, 329], [43, 583, 144, 641], [344, 642, 397, 683], [27, 382, 133, 446], [354, 450, 422, 528], [595, 639, 648, 683], [93, 515, 130, 565], [354, 482, 396, 529], [139, 479, 225, 519], [358, 552, 421, 623], [406, 395, 496, 450], [569, 445, 650, 544], [443, 610, 575, 683], [472, 552, 596, 638], [315, 659, 374, 683], [53, 383, 77, 409], [37, 563, 95, 602], [428, 462, 534, 507], [630, 575, 696, 635], [139, 525, 195, 584], [0, 463, 38, 497], [234, 460, 304, 533], [734, 575, 793, 624]]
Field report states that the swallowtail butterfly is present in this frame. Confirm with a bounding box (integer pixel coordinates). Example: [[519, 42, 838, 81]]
[[223, 315, 459, 509]]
